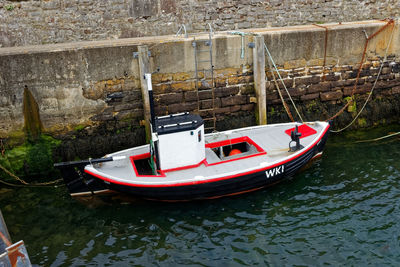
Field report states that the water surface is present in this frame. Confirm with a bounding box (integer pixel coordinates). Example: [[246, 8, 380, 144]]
[[1, 125, 400, 266]]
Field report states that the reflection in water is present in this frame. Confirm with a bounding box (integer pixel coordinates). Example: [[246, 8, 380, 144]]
[[1, 125, 400, 266]]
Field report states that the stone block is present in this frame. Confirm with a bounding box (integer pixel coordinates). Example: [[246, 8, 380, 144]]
[[199, 109, 213, 117], [221, 95, 247, 107], [152, 73, 173, 83], [158, 92, 183, 105], [300, 93, 319, 101], [153, 83, 173, 94], [343, 71, 357, 79], [198, 90, 213, 100], [307, 82, 331, 94], [123, 90, 142, 102], [230, 105, 241, 113], [160, 0, 176, 13], [392, 86, 400, 94], [266, 92, 279, 101], [214, 107, 231, 115], [342, 85, 368, 96], [215, 86, 240, 97], [184, 91, 198, 102], [241, 103, 255, 111], [249, 96, 257, 103], [155, 105, 168, 115], [324, 73, 341, 81], [172, 72, 191, 81], [283, 59, 306, 69], [214, 68, 239, 76], [380, 88, 393, 96], [239, 84, 255, 94], [171, 81, 195, 91], [378, 74, 395, 80], [227, 75, 253, 85], [281, 86, 306, 97], [198, 79, 213, 90], [278, 78, 293, 88], [381, 67, 391, 75], [294, 76, 319, 86], [116, 109, 144, 120], [375, 80, 400, 89], [91, 112, 114, 121], [271, 98, 285, 105], [215, 77, 227, 87], [114, 103, 138, 112], [201, 99, 213, 109], [331, 80, 353, 88], [168, 102, 197, 113], [320, 90, 343, 101]]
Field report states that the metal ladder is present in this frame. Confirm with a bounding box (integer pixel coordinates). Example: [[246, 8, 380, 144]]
[[192, 23, 216, 132]]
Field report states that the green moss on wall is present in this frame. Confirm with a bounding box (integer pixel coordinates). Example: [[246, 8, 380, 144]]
[[0, 135, 61, 182]]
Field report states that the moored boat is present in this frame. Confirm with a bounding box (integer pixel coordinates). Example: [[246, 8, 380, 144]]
[[55, 74, 330, 201]]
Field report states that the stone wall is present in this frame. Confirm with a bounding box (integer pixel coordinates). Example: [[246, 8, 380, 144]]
[[1, 20, 399, 161], [1, 0, 399, 47]]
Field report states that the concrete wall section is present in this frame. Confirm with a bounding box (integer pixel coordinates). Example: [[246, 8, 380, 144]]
[[0, 20, 399, 145], [1, 0, 400, 48]]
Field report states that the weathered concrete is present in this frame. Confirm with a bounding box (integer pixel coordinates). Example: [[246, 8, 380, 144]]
[[0, 20, 399, 162], [0, 0, 399, 47]]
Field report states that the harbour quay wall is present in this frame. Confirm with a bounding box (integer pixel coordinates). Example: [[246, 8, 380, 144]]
[[0, 20, 400, 162], [1, 0, 399, 47]]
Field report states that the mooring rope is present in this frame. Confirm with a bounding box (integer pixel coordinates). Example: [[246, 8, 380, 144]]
[[355, 131, 400, 143], [267, 61, 295, 122], [330, 20, 395, 133], [0, 163, 63, 187], [264, 43, 304, 123]]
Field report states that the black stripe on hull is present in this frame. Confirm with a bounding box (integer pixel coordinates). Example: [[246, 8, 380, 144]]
[[96, 132, 329, 201]]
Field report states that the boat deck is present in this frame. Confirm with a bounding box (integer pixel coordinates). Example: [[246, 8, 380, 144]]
[[85, 121, 329, 185]]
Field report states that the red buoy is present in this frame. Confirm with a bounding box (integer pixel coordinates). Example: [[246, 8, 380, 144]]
[[229, 149, 242, 156]]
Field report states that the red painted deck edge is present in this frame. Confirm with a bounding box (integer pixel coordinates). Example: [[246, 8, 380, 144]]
[[285, 124, 317, 139]]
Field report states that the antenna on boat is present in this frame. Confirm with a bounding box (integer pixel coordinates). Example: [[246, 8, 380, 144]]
[[145, 73, 156, 133]]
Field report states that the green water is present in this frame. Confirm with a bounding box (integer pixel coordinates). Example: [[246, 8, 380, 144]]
[[1, 125, 400, 266]]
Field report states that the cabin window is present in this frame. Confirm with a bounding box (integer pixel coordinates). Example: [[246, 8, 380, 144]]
[[198, 130, 201, 142]]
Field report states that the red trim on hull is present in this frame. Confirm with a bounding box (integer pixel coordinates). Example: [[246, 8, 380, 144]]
[[84, 124, 330, 188], [162, 159, 207, 172]]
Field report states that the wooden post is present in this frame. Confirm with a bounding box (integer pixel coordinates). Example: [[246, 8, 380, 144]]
[[138, 45, 152, 142], [253, 35, 267, 125]]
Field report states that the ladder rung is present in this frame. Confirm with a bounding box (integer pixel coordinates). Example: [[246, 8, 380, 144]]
[[199, 108, 215, 112], [204, 127, 215, 131], [202, 117, 216, 121], [198, 60, 211, 63], [197, 50, 211, 52]]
